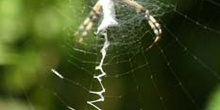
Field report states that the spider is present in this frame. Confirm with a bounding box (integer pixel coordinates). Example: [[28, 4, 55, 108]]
[[72, 0, 162, 50]]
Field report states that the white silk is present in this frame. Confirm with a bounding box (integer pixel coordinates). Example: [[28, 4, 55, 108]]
[[97, 0, 118, 33]]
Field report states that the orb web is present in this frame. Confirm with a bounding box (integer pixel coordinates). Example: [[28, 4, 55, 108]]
[[3, 0, 220, 110]]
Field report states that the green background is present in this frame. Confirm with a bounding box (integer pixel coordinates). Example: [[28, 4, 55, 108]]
[[0, 0, 220, 110]]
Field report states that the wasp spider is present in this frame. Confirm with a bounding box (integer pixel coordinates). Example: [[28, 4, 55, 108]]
[[73, 0, 162, 50]]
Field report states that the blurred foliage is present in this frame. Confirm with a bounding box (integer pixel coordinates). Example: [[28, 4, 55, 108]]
[[206, 85, 220, 110], [0, 0, 220, 110], [0, 0, 85, 109]]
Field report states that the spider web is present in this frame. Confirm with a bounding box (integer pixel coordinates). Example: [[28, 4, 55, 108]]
[[4, 0, 220, 110]]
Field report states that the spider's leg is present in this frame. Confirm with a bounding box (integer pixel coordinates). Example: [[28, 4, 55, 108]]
[[122, 0, 162, 50], [73, 1, 101, 43], [144, 9, 162, 50]]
